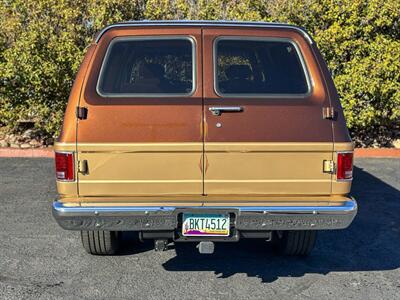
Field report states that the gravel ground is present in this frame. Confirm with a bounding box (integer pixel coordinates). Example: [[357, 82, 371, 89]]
[[0, 158, 399, 300]]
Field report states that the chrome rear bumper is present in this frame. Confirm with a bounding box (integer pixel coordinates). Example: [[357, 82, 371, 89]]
[[52, 199, 357, 231]]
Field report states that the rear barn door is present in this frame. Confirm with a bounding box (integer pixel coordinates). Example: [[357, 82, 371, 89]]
[[76, 28, 204, 197], [202, 28, 334, 196]]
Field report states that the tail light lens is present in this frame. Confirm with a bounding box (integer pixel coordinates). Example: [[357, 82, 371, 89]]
[[337, 152, 353, 180], [55, 152, 74, 181]]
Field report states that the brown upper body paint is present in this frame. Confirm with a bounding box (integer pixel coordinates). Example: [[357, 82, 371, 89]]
[[56, 22, 352, 203], [60, 24, 350, 144]]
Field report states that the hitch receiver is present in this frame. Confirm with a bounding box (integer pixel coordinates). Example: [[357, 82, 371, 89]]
[[197, 241, 215, 254]]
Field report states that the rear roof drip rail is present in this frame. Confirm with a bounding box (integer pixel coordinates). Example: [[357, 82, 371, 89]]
[[94, 20, 314, 45]]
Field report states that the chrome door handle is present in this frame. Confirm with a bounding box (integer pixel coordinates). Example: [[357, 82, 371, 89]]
[[209, 106, 243, 116]]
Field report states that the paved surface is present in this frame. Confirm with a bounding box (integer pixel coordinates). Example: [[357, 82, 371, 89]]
[[0, 158, 399, 299]]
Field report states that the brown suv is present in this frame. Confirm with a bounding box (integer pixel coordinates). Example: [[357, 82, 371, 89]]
[[52, 21, 357, 256]]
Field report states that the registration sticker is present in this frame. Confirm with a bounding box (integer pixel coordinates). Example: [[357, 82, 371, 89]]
[[182, 213, 230, 236]]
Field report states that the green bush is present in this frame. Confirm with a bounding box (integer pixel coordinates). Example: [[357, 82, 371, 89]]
[[0, 0, 145, 136], [263, 0, 400, 146], [1, 0, 399, 146]]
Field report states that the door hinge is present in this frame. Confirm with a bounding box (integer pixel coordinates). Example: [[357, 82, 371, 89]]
[[322, 107, 336, 120], [78, 160, 88, 175], [323, 160, 335, 174], [76, 106, 88, 120]]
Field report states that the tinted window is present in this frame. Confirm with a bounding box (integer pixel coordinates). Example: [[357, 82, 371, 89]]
[[98, 38, 194, 96], [216, 39, 309, 95]]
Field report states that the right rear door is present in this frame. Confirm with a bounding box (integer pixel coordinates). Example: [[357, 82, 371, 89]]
[[202, 27, 334, 196], [76, 28, 204, 198]]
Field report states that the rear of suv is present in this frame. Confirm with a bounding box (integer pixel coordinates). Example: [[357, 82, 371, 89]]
[[52, 21, 357, 256]]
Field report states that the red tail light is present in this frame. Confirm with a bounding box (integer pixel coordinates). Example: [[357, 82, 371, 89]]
[[337, 152, 353, 180], [55, 152, 74, 181]]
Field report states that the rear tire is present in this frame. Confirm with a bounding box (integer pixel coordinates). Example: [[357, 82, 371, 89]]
[[274, 230, 317, 256], [80, 231, 120, 255]]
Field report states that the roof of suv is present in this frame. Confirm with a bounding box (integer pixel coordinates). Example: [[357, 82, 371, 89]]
[[94, 20, 313, 44]]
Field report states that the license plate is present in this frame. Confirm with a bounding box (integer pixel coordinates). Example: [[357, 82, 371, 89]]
[[182, 213, 230, 236]]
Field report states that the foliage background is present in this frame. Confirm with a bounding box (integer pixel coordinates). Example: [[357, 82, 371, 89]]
[[0, 0, 399, 146]]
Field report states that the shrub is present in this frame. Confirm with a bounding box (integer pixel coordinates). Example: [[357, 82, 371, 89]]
[[0, 0, 145, 136], [1, 0, 399, 146], [264, 0, 400, 146]]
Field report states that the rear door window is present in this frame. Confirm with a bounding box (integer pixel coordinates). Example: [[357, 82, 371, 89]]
[[215, 38, 310, 96], [97, 37, 195, 97]]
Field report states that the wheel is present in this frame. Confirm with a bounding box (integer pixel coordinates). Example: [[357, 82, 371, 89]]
[[80, 231, 120, 255], [274, 230, 317, 256]]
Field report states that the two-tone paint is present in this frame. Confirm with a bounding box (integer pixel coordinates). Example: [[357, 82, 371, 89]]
[[55, 21, 354, 214]]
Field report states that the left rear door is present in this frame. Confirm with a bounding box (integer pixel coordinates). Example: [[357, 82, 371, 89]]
[[202, 27, 334, 196], [76, 27, 204, 197]]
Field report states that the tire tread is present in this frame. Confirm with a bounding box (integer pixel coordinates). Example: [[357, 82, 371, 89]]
[[80, 230, 119, 255], [276, 230, 317, 256]]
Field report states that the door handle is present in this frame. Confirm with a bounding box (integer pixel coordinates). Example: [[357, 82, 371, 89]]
[[209, 106, 243, 116]]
